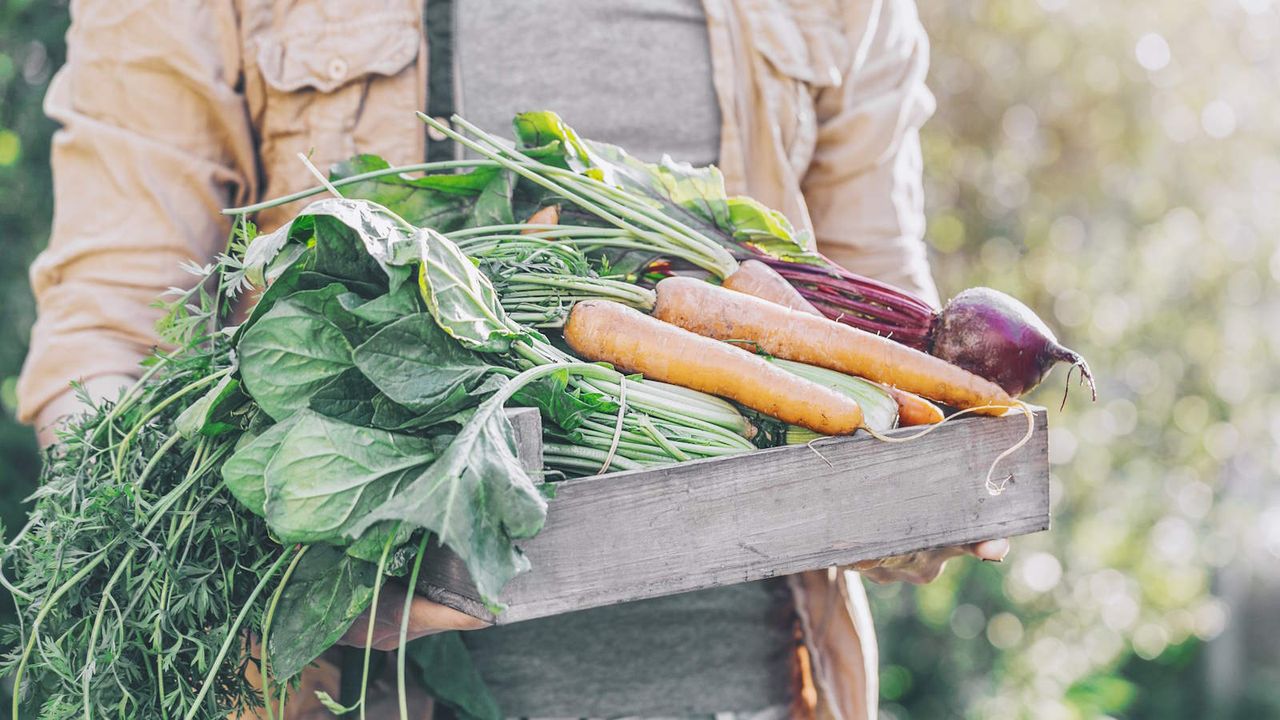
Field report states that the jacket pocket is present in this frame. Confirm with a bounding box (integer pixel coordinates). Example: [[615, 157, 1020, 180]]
[[253, 2, 421, 174]]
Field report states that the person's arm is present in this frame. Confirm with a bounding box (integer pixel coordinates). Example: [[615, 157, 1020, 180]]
[[803, 0, 1007, 581], [17, 0, 257, 446]]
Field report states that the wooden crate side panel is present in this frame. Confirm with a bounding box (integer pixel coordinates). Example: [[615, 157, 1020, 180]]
[[420, 409, 1049, 625]]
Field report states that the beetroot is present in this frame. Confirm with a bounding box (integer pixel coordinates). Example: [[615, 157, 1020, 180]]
[[761, 258, 1095, 401]]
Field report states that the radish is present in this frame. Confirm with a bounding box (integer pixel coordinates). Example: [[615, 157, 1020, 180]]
[[760, 258, 1095, 401]]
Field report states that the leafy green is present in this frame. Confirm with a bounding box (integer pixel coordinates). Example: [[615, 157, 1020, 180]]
[[350, 383, 546, 605], [263, 411, 438, 544], [511, 368, 617, 432], [237, 286, 359, 421], [406, 633, 502, 720], [332, 155, 510, 232], [353, 313, 499, 419], [512, 110, 822, 265], [266, 545, 378, 680], [222, 413, 303, 516], [417, 228, 524, 353]]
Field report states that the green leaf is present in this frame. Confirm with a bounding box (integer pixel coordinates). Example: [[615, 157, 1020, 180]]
[[263, 411, 438, 544], [353, 314, 499, 421], [337, 280, 422, 325], [470, 168, 516, 228], [267, 545, 378, 680], [332, 154, 510, 233], [512, 111, 822, 266], [417, 228, 523, 353], [349, 385, 546, 605], [221, 414, 303, 516], [307, 368, 381, 425], [174, 374, 243, 438], [511, 368, 616, 432], [237, 286, 362, 421], [406, 632, 502, 720]]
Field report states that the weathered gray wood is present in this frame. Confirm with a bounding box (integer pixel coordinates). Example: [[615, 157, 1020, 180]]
[[418, 407, 1049, 625]]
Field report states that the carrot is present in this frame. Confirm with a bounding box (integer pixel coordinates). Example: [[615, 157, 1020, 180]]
[[883, 386, 944, 426], [563, 300, 865, 435], [651, 276, 1016, 414], [722, 259, 822, 315], [522, 204, 560, 231]]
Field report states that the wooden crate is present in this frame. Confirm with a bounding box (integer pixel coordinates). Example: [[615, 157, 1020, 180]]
[[417, 406, 1050, 624]]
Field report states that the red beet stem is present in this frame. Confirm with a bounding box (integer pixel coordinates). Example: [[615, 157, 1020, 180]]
[[760, 257, 936, 350]]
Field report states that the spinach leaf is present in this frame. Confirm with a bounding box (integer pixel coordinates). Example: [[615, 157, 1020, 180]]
[[332, 155, 509, 233], [308, 368, 381, 426], [338, 280, 422, 325], [221, 413, 303, 516], [350, 386, 546, 605], [353, 314, 498, 421], [417, 228, 524, 353], [511, 368, 616, 432], [175, 374, 244, 438], [237, 289, 357, 421], [470, 168, 516, 228], [263, 411, 438, 544], [267, 545, 378, 680], [406, 632, 502, 720]]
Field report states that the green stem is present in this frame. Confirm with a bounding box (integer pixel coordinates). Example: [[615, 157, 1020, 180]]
[[112, 368, 230, 485], [360, 528, 399, 720], [221, 160, 500, 215], [261, 545, 308, 720], [397, 534, 432, 720], [182, 546, 296, 720]]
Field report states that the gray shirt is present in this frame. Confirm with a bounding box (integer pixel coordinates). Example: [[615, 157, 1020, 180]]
[[449, 3, 792, 718], [455, 0, 722, 166]]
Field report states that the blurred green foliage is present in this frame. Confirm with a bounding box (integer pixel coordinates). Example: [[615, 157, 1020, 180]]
[[0, 0, 66, 707], [872, 1, 1280, 718], [2, 0, 1278, 717]]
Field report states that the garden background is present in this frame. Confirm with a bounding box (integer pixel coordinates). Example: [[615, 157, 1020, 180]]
[[3, 1, 1278, 717]]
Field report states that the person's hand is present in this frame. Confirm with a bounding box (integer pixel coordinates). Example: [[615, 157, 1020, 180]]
[[337, 583, 490, 651], [853, 538, 1010, 585]]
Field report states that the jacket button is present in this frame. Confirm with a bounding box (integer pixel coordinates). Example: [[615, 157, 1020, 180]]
[[427, 117, 450, 141], [327, 57, 348, 82]]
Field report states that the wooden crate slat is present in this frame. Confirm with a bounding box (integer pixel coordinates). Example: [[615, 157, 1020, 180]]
[[418, 407, 1049, 625]]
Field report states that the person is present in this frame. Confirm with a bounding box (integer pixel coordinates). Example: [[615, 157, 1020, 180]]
[[19, 0, 1010, 718]]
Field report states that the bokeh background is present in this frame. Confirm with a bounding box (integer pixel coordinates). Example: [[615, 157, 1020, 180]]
[[2, 0, 1277, 717]]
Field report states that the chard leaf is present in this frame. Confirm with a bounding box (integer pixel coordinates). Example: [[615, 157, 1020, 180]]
[[353, 314, 499, 421], [263, 411, 437, 544], [350, 385, 546, 605], [406, 633, 502, 720], [237, 290, 356, 421], [266, 545, 378, 679], [417, 228, 523, 353]]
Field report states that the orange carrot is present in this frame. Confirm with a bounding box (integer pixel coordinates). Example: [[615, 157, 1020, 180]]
[[564, 300, 865, 435], [522, 204, 560, 231], [883, 386, 944, 426], [651, 276, 1016, 414], [722, 259, 822, 315]]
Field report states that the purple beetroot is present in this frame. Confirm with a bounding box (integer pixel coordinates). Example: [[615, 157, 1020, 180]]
[[761, 258, 1095, 402]]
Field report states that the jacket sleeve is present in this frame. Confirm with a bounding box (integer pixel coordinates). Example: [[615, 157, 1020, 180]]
[[17, 0, 257, 427], [801, 0, 939, 307]]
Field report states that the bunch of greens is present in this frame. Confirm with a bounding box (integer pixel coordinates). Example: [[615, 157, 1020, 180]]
[[1, 116, 765, 717]]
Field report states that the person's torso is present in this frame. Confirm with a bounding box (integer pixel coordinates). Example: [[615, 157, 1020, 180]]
[[231, 0, 849, 235]]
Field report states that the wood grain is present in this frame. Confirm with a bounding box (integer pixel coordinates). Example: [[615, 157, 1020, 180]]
[[418, 407, 1050, 625]]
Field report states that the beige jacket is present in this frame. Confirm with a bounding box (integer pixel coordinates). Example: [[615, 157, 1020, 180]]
[[20, 1, 938, 718]]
